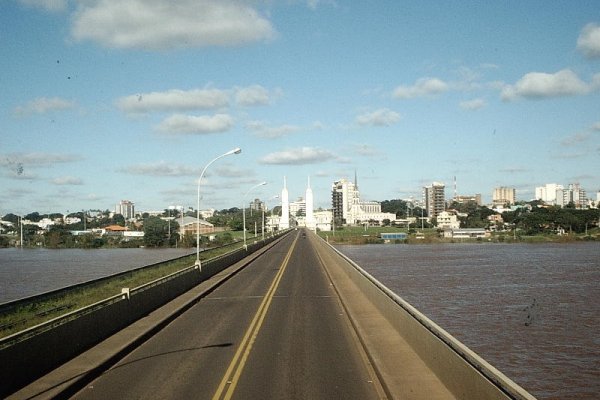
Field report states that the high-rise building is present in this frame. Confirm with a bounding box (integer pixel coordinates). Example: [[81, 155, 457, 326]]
[[492, 187, 516, 206], [423, 182, 445, 218], [115, 200, 135, 219], [556, 183, 587, 208]]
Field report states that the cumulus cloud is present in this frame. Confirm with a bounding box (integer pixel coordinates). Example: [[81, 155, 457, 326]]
[[51, 176, 83, 185], [393, 78, 449, 99], [1, 152, 81, 168], [18, 0, 67, 12], [561, 132, 591, 146], [355, 108, 401, 127], [71, 0, 276, 50], [118, 161, 199, 177], [577, 23, 600, 59], [117, 88, 229, 114], [459, 98, 486, 111], [245, 121, 300, 138], [156, 114, 234, 134], [501, 69, 592, 101], [213, 165, 255, 178], [259, 147, 337, 165], [235, 85, 272, 106], [14, 97, 75, 116]]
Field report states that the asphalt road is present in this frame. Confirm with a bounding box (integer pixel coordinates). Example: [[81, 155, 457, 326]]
[[71, 230, 385, 400]]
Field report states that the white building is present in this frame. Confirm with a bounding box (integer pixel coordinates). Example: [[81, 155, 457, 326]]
[[556, 183, 587, 208], [305, 177, 315, 230], [436, 211, 460, 229], [535, 183, 563, 204], [314, 210, 332, 231], [280, 177, 290, 229]]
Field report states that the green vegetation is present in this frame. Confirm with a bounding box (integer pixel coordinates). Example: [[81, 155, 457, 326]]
[[0, 241, 244, 339]]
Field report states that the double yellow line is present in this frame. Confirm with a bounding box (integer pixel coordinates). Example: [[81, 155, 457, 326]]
[[212, 235, 299, 400]]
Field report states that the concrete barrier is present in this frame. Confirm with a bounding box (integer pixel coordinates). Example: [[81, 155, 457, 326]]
[[0, 233, 286, 398], [321, 238, 536, 400]]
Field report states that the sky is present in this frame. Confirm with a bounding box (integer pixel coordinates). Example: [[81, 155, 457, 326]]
[[1, 0, 599, 215]]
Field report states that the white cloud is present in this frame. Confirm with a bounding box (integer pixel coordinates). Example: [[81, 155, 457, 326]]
[[71, 0, 276, 50], [577, 23, 600, 59], [14, 97, 75, 116], [561, 132, 591, 146], [213, 165, 255, 178], [51, 176, 83, 185], [259, 147, 337, 165], [118, 161, 199, 176], [355, 108, 401, 127], [235, 85, 272, 106], [117, 88, 229, 114], [592, 121, 600, 131], [393, 77, 449, 99], [18, 0, 67, 12], [501, 69, 591, 101], [156, 114, 234, 134], [459, 98, 486, 111], [245, 121, 300, 138], [1, 152, 81, 168]]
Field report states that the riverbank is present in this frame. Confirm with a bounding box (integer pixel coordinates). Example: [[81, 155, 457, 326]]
[[318, 226, 599, 245]]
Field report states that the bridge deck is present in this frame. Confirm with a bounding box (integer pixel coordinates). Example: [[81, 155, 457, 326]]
[[9, 229, 518, 399]]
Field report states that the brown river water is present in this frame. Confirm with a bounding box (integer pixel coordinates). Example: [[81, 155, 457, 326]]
[[335, 242, 600, 400], [1, 243, 598, 399]]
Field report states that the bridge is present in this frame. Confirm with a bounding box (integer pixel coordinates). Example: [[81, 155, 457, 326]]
[[4, 229, 535, 399]]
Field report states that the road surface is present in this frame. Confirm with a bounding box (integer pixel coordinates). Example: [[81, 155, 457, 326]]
[[72, 230, 385, 399]]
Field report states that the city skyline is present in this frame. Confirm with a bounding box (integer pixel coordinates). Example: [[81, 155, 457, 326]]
[[1, 1, 599, 215]]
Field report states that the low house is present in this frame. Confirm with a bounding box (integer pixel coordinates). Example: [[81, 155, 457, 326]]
[[180, 216, 215, 236], [380, 232, 408, 242], [443, 228, 489, 239]]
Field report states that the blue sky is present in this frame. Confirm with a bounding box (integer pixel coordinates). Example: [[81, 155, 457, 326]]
[[1, 0, 599, 215]]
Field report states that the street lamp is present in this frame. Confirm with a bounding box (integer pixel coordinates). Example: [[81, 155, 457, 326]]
[[243, 182, 267, 248], [196, 147, 242, 269]]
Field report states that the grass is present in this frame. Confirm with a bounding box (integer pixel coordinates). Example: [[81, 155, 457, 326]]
[[0, 241, 244, 339]]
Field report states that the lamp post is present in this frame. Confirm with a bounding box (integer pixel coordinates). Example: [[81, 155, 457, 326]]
[[243, 182, 267, 248], [196, 147, 242, 269]]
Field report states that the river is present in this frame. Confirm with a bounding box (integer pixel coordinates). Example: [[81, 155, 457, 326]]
[[0, 248, 193, 302], [335, 242, 600, 400]]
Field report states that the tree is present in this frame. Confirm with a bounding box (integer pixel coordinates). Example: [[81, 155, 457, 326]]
[[143, 216, 170, 247], [381, 199, 408, 218], [45, 225, 73, 248], [24, 212, 42, 222]]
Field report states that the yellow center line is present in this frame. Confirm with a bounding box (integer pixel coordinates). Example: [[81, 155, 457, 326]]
[[212, 234, 299, 400]]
